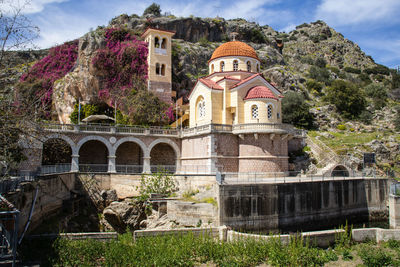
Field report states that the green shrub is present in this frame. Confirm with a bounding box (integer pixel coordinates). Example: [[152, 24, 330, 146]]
[[364, 83, 388, 109], [394, 107, 400, 131], [308, 66, 331, 84], [327, 66, 340, 75], [364, 64, 390, 75], [344, 66, 361, 74], [198, 36, 209, 47], [359, 72, 372, 84], [310, 35, 320, 43], [391, 70, 400, 89], [301, 55, 314, 65], [137, 170, 177, 201], [306, 79, 323, 94], [143, 3, 161, 16], [314, 57, 327, 68], [324, 80, 367, 119], [282, 91, 315, 129], [337, 124, 346, 130], [358, 244, 393, 266]]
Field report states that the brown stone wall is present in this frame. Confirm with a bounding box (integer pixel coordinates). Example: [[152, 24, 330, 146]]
[[239, 157, 288, 173], [239, 134, 286, 157], [150, 143, 176, 165], [215, 134, 239, 156], [79, 140, 108, 164], [115, 142, 143, 165], [148, 80, 172, 104], [181, 136, 210, 158]]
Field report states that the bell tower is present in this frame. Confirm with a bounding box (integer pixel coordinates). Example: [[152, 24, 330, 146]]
[[141, 28, 175, 103]]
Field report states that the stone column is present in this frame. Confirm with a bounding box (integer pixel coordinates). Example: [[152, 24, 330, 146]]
[[143, 157, 151, 174], [108, 155, 116, 173], [71, 154, 79, 172], [389, 194, 400, 229], [175, 157, 181, 174]]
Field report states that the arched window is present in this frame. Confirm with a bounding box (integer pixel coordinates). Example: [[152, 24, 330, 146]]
[[155, 37, 160, 48], [247, 61, 251, 72], [197, 97, 206, 119], [156, 63, 160, 75], [211, 64, 214, 73], [256, 64, 260, 72], [251, 105, 258, 119], [161, 64, 166, 76], [220, 61, 225, 72], [267, 104, 273, 119], [161, 38, 167, 49], [233, 60, 238, 71]]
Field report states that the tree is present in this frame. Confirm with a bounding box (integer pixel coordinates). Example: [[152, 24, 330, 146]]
[[324, 80, 366, 119], [282, 91, 315, 129], [143, 3, 161, 17], [0, 0, 41, 178], [0, 0, 40, 67], [364, 83, 388, 110]]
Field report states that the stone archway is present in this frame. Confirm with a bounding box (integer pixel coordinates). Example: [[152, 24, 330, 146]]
[[77, 136, 112, 172], [331, 165, 350, 177], [148, 139, 180, 173]]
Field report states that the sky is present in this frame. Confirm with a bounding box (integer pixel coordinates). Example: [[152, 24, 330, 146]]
[[4, 0, 400, 69]]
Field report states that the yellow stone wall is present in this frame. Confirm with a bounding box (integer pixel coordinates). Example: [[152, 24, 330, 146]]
[[209, 56, 260, 74], [244, 99, 281, 123]]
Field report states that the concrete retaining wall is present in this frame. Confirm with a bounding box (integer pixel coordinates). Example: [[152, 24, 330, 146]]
[[6, 173, 76, 233], [219, 178, 390, 231]]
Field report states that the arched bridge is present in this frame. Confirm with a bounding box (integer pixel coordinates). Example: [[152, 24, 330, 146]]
[[37, 123, 181, 174]]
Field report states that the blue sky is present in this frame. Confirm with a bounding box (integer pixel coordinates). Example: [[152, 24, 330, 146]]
[[8, 0, 400, 68]]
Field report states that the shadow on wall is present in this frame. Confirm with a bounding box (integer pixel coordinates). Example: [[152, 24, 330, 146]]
[[220, 179, 389, 232]]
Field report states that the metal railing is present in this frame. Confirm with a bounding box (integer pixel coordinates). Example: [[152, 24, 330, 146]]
[[40, 164, 71, 174], [116, 165, 143, 174], [150, 165, 176, 174], [179, 165, 221, 174], [0, 175, 36, 194], [42, 122, 305, 138], [42, 123, 179, 137], [232, 123, 294, 134], [79, 164, 108, 173], [219, 170, 379, 184]]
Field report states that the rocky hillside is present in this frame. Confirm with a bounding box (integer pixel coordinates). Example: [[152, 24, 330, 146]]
[[3, 12, 400, 175]]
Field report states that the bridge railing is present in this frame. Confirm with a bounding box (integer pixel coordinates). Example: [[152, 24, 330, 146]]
[[42, 123, 180, 137], [116, 165, 143, 174], [42, 122, 305, 138], [79, 164, 109, 173], [41, 164, 71, 174], [150, 165, 176, 174]]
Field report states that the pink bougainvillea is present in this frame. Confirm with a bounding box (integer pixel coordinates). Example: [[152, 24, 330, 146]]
[[92, 28, 148, 104], [19, 40, 79, 110]]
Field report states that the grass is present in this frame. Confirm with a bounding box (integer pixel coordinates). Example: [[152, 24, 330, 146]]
[[19, 229, 400, 267]]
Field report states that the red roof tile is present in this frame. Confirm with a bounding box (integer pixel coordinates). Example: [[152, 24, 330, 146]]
[[244, 86, 278, 100], [199, 78, 224, 90], [229, 73, 261, 89]]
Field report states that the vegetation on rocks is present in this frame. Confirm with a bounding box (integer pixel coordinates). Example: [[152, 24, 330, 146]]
[[16, 40, 78, 115], [282, 91, 315, 129]]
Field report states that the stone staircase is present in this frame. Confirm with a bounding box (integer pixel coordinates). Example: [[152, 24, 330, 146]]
[[306, 135, 350, 175]]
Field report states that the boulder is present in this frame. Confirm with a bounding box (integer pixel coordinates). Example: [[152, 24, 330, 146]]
[[102, 200, 146, 233]]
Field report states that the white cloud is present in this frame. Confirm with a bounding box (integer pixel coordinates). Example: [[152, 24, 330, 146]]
[[279, 23, 296, 33], [360, 38, 400, 68], [315, 0, 400, 26], [0, 0, 68, 15]]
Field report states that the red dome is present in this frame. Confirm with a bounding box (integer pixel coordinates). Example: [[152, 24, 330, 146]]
[[244, 86, 277, 100], [210, 41, 259, 62]]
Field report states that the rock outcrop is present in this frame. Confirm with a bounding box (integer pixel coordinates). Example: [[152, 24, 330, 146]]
[[102, 199, 146, 233]]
